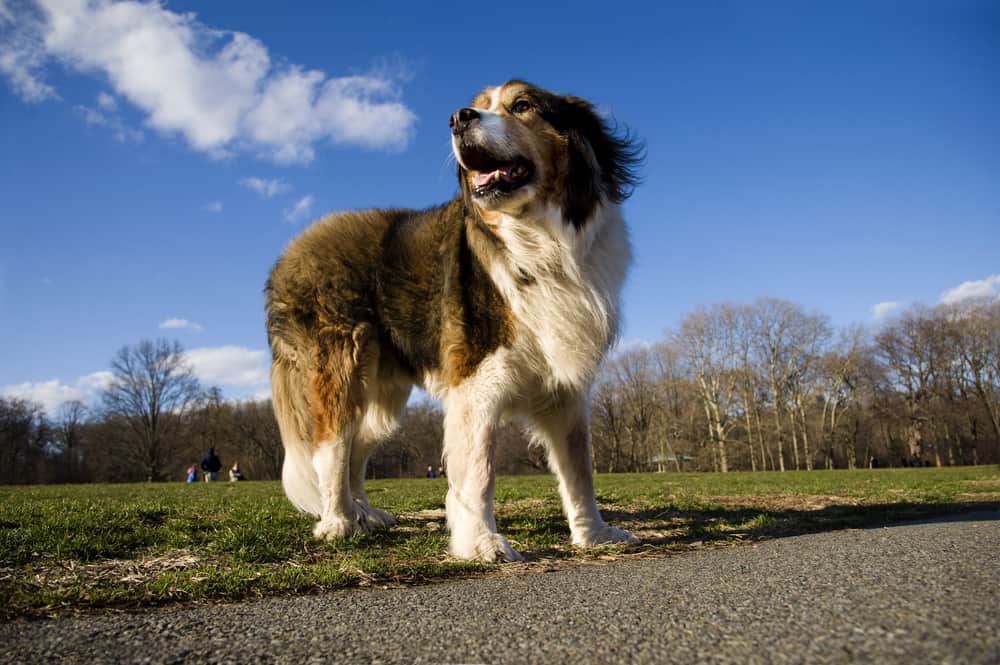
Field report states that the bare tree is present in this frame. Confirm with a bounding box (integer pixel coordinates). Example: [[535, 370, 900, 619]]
[[676, 305, 741, 472], [0, 397, 49, 484], [100, 339, 202, 481], [613, 345, 663, 471], [653, 342, 697, 472], [750, 298, 831, 470], [752, 298, 794, 471], [875, 309, 938, 464], [731, 305, 764, 471], [53, 400, 88, 482], [947, 299, 1000, 445], [592, 362, 629, 472], [231, 399, 284, 480], [819, 326, 867, 468], [371, 400, 445, 478], [785, 310, 831, 470]]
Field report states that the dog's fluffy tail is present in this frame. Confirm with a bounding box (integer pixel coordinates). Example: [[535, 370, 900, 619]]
[[271, 353, 321, 517]]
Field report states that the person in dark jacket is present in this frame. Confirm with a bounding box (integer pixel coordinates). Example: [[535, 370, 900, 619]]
[[201, 448, 222, 481]]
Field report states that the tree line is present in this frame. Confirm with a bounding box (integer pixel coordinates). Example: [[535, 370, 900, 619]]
[[0, 340, 285, 484], [2, 297, 998, 484], [591, 297, 1000, 472]]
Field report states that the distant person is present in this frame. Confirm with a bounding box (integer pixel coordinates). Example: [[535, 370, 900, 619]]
[[869, 457, 879, 469], [437, 465, 446, 479], [426, 464, 436, 478], [186, 465, 198, 483], [201, 448, 222, 481], [229, 462, 244, 482]]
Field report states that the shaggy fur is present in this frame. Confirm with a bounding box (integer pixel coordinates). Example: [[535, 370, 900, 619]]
[[266, 80, 642, 561]]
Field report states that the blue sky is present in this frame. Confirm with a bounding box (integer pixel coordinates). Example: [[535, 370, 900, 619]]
[[1, 0, 998, 413]]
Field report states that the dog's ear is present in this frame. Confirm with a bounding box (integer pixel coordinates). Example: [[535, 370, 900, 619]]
[[553, 95, 644, 227]]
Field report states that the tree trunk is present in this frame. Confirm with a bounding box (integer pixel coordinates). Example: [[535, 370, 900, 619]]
[[771, 394, 786, 472], [790, 419, 800, 470], [755, 407, 771, 471], [744, 407, 757, 472], [798, 399, 813, 471]]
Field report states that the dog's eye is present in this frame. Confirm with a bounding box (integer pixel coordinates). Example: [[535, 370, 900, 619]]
[[511, 100, 533, 114]]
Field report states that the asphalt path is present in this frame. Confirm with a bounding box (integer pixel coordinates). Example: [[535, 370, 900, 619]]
[[3, 512, 998, 664]]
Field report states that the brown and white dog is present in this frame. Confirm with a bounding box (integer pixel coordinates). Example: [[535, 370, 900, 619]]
[[265, 80, 641, 562]]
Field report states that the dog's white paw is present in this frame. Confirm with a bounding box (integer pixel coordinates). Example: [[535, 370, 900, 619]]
[[451, 532, 523, 563], [574, 525, 641, 548], [356, 501, 397, 531], [313, 512, 363, 540]]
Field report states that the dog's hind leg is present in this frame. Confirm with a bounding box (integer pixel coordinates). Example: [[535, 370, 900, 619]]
[[311, 431, 358, 539], [530, 396, 640, 548], [350, 368, 411, 531], [308, 325, 373, 540]]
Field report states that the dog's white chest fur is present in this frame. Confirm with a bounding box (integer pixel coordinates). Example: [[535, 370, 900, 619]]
[[487, 204, 630, 392]]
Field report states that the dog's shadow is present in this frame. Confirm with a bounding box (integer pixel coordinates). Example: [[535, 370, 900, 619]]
[[493, 499, 1000, 562], [333, 499, 1000, 564]]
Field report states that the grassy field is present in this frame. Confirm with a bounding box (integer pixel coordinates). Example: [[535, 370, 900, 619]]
[[1, 466, 998, 619]]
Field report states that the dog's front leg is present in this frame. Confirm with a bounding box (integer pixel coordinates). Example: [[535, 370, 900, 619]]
[[443, 396, 522, 562], [534, 398, 640, 548]]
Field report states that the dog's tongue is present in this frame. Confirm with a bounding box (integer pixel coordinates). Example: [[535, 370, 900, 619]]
[[473, 171, 496, 188], [473, 167, 514, 188]]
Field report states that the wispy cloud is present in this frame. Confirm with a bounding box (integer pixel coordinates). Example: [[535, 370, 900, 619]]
[[159, 318, 204, 332], [184, 346, 268, 387], [1, 371, 113, 414], [870, 301, 900, 319], [1, 1, 416, 163], [939, 275, 1000, 305], [617, 338, 653, 351], [284, 195, 315, 223], [96, 91, 116, 111], [202, 201, 223, 213], [240, 177, 289, 199], [74, 92, 144, 143]]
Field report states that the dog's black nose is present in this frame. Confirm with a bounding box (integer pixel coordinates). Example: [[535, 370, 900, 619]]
[[450, 107, 480, 135]]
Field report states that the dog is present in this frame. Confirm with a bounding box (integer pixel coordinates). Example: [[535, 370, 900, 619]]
[[265, 80, 642, 562]]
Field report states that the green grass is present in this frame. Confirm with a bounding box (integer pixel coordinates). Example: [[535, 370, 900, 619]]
[[1, 466, 997, 618]]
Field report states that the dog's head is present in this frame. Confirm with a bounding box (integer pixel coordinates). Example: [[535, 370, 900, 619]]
[[451, 80, 642, 227]]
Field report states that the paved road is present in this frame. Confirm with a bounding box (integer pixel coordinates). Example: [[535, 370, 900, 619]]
[[3, 513, 998, 664]]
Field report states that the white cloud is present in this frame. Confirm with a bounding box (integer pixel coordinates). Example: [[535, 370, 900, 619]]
[[1, 371, 112, 414], [870, 301, 900, 319], [0, 347, 273, 414], [77, 370, 114, 392], [184, 346, 268, 387], [1, 380, 85, 413], [240, 176, 289, 198], [203, 201, 223, 213], [284, 194, 315, 223], [0, 1, 58, 102], [159, 317, 204, 332], [1, 0, 416, 163], [939, 275, 1000, 305]]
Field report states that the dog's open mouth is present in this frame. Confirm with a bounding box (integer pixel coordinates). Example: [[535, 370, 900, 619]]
[[459, 146, 534, 197]]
